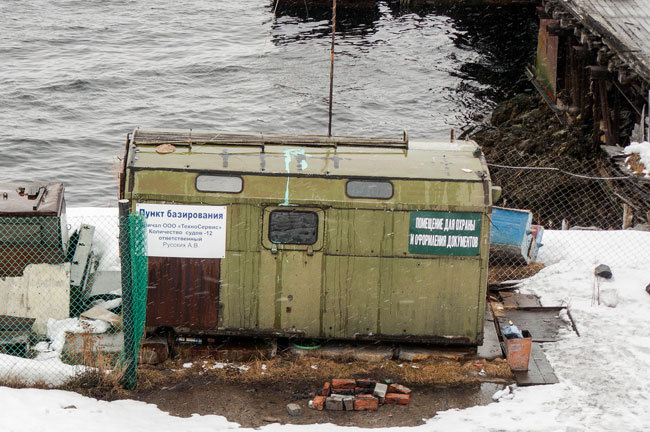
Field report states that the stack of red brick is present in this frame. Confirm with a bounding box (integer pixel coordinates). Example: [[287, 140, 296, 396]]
[[310, 378, 411, 412]]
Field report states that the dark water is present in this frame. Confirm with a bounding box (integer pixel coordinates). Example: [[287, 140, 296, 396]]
[[0, 1, 537, 206]]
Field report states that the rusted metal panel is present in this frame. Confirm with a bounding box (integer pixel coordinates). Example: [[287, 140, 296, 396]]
[[0, 182, 65, 217], [0, 183, 67, 277], [146, 257, 220, 330]]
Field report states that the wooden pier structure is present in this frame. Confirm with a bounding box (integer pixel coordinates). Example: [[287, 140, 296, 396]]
[[533, 0, 650, 147]]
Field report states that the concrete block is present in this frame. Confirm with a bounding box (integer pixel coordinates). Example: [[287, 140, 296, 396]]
[[373, 383, 388, 398], [286, 403, 302, 416], [353, 345, 394, 362], [290, 345, 356, 361], [325, 397, 343, 411], [398, 346, 473, 362], [342, 395, 354, 411]]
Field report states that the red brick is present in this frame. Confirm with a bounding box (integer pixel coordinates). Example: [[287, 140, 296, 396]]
[[311, 396, 326, 411], [388, 383, 411, 394], [321, 382, 331, 396], [355, 386, 372, 395], [354, 394, 378, 411], [332, 378, 356, 390], [385, 393, 410, 405], [356, 379, 378, 388]]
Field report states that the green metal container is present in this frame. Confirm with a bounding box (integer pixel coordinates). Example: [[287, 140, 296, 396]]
[[120, 129, 494, 345]]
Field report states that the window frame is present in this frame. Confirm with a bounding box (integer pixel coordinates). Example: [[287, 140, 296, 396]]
[[195, 174, 244, 194], [262, 206, 324, 251], [345, 179, 394, 200]]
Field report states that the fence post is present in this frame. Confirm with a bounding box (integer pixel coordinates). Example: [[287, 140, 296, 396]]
[[119, 199, 137, 389]]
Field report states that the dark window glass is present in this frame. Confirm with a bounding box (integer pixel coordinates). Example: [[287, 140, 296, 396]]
[[269, 211, 318, 245], [346, 180, 393, 199]]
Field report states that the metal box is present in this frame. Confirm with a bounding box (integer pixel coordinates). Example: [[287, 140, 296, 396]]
[[0, 182, 68, 277], [120, 129, 496, 345]]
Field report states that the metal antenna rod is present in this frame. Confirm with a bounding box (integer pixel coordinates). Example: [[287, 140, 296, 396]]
[[327, 0, 337, 137]]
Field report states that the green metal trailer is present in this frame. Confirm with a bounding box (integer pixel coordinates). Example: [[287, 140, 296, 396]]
[[120, 129, 495, 345]]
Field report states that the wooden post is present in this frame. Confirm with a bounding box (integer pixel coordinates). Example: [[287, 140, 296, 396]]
[[622, 204, 633, 229]]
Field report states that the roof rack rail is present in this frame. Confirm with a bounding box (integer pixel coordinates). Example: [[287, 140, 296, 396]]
[[132, 129, 409, 149]]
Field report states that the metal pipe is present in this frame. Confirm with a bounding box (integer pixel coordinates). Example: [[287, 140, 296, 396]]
[[118, 199, 136, 389], [328, 0, 336, 137]]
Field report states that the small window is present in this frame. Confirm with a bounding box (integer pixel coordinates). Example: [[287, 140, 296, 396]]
[[196, 175, 243, 193], [346, 180, 393, 199], [269, 211, 318, 245]]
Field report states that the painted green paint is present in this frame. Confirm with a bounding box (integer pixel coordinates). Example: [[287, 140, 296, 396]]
[[123, 131, 493, 344], [408, 211, 482, 256]]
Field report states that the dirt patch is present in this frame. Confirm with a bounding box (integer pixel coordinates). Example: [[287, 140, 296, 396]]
[[131, 377, 503, 428], [67, 356, 512, 428], [488, 262, 546, 284]]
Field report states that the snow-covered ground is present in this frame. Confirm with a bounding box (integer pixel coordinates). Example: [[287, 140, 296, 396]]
[[1, 229, 649, 431]]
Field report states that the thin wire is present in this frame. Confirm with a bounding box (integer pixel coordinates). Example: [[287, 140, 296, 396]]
[[486, 162, 649, 181]]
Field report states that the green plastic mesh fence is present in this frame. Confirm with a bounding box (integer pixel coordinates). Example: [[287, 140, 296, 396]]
[[0, 212, 147, 388]]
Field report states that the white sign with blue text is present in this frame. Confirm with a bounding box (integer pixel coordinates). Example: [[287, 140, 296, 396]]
[[136, 203, 227, 258]]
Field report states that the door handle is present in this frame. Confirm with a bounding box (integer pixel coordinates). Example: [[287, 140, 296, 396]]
[[307, 246, 314, 256]]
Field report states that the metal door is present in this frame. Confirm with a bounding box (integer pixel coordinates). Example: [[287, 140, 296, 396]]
[[258, 206, 324, 337]]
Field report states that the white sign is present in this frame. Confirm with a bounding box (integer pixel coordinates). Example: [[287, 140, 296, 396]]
[[136, 203, 227, 258]]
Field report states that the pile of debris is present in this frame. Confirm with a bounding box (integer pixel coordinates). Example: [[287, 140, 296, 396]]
[[309, 378, 411, 412]]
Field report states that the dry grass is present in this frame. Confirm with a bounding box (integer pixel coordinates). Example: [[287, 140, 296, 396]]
[[0, 376, 50, 390], [148, 354, 513, 389], [625, 153, 647, 177], [62, 332, 130, 399]]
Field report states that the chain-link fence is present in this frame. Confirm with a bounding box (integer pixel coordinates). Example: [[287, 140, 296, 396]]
[[0, 211, 147, 388], [485, 148, 650, 284]]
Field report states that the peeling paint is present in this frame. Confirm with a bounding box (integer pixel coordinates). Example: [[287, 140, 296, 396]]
[[280, 148, 309, 206]]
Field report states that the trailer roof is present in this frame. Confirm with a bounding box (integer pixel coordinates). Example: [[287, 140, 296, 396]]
[[128, 129, 487, 182], [0, 182, 64, 216]]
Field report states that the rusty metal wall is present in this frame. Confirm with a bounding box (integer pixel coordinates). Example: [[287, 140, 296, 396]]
[[146, 257, 221, 330]]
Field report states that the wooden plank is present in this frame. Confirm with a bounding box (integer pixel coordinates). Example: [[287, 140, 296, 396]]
[[558, 0, 650, 82], [498, 307, 570, 342], [514, 343, 559, 386], [477, 305, 504, 360], [500, 292, 543, 309]]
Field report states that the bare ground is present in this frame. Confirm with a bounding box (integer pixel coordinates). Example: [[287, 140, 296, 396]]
[[114, 356, 513, 428]]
